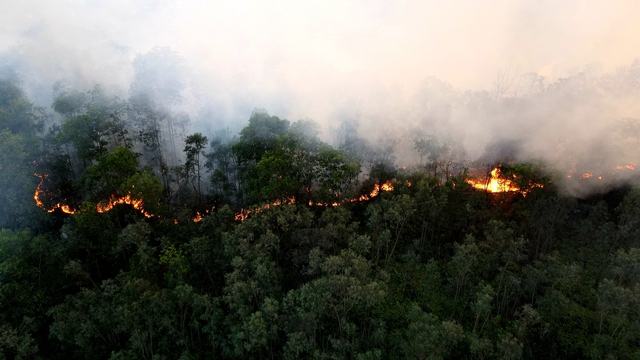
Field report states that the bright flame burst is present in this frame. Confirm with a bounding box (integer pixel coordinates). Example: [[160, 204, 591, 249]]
[[97, 194, 153, 218], [233, 181, 397, 221], [466, 168, 521, 193]]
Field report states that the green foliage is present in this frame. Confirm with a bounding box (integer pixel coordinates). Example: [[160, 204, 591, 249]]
[[183, 132, 208, 201], [56, 114, 110, 163], [0, 79, 44, 136], [0, 130, 41, 229], [4, 83, 640, 358], [85, 146, 139, 198], [400, 304, 464, 360], [316, 145, 361, 201]]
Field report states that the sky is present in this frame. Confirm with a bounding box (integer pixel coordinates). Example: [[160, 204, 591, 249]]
[[2, 1, 639, 95], [1, 0, 640, 194]]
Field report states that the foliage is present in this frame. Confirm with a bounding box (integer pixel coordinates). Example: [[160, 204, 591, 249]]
[[3, 80, 640, 359]]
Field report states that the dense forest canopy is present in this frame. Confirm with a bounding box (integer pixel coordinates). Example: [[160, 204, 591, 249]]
[[2, 50, 640, 359]]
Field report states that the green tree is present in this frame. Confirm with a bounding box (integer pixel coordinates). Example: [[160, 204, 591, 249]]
[[184, 132, 208, 202], [232, 111, 290, 204], [283, 247, 388, 359], [206, 128, 239, 203], [399, 304, 464, 360], [0, 130, 40, 229], [84, 146, 139, 200], [0, 79, 44, 137]]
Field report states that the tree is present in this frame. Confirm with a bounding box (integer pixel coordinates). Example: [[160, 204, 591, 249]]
[[0, 130, 40, 229], [129, 46, 186, 173], [183, 132, 208, 202], [206, 128, 239, 204], [316, 145, 360, 201], [283, 248, 387, 359], [400, 304, 463, 360], [84, 146, 139, 200], [0, 79, 44, 137], [56, 114, 111, 166], [53, 85, 131, 171], [414, 136, 466, 181], [232, 111, 290, 204]]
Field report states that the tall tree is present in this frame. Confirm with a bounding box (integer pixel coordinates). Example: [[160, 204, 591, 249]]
[[184, 132, 208, 202]]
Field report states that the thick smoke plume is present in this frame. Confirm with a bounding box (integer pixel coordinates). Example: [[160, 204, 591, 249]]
[[2, 0, 640, 195]]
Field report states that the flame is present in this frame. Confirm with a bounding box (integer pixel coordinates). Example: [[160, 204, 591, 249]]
[[35, 171, 400, 223], [34, 173, 77, 214], [569, 163, 636, 181], [466, 168, 520, 193], [97, 194, 153, 218], [33, 173, 47, 208], [615, 163, 636, 171], [368, 181, 394, 198], [35, 173, 154, 217], [232, 181, 397, 221]]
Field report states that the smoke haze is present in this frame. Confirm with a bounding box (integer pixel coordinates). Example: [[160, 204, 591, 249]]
[[2, 0, 640, 194]]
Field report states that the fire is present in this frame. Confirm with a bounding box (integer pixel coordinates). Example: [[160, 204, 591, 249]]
[[34, 173, 153, 217], [35, 172, 401, 224], [569, 163, 636, 181], [33, 173, 76, 214], [466, 168, 520, 193], [233, 197, 297, 221], [615, 164, 636, 171], [96, 194, 153, 218], [233, 180, 397, 221]]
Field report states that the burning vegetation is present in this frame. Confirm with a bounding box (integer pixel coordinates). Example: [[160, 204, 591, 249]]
[[465, 166, 545, 197], [466, 167, 521, 194], [567, 163, 636, 180], [96, 194, 153, 218], [234, 181, 397, 221], [34, 170, 400, 224], [34, 173, 154, 218], [34, 173, 76, 214]]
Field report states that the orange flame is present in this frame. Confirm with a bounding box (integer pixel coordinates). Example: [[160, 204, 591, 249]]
[[232, 181, 397, 221], [97, 194, 153, 218], [35, 173, 154, 217], [615, 163, 636, 171], [193, 212, 203, 223], [33, 173, 77, 214], [466, 168, 520, 193]]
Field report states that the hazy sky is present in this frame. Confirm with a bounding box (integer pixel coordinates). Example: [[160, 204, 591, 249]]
[[2, 0, 639, 92], [2, 0, 640, 194]]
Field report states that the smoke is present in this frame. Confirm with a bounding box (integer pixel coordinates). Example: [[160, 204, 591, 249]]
[[1, 0, 640, 195]]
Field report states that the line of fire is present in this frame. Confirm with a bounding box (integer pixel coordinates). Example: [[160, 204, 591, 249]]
[[34, 170, 400, 223], [34, 162, 638, 223]]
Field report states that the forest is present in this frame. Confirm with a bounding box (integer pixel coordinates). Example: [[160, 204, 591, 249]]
[[1, 50, 640, 360]]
